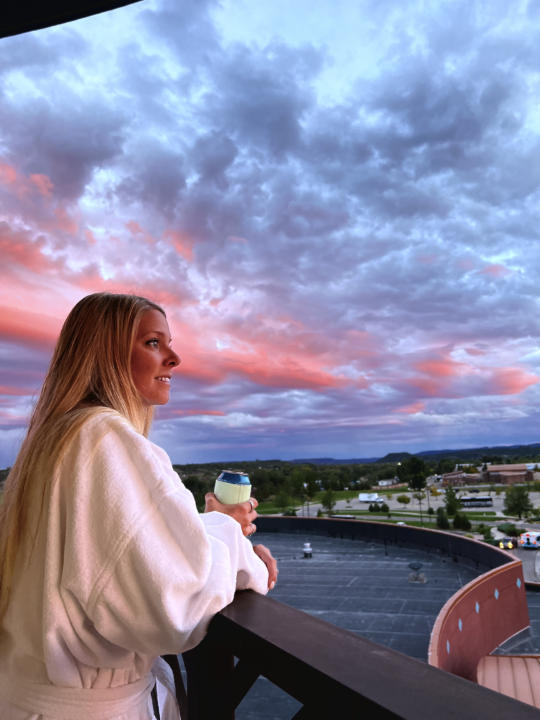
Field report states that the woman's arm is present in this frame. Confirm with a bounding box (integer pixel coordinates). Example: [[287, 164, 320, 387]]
[[204, 492, 278, 589]]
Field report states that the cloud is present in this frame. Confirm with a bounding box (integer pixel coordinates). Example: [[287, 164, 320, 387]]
[[488, 367, 539, 396], [1, 0, 540, 464], [1, 96, 127, 201]]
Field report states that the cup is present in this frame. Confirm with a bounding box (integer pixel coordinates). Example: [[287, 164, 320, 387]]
[[214, 470, 251, 504]]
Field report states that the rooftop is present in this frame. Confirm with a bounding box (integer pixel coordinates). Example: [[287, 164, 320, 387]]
[[234, 530, 487, 719]]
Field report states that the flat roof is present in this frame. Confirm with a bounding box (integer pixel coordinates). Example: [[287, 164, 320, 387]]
[[234, 530, 484, 718]]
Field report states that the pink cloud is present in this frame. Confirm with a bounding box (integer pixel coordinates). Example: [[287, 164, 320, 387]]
[[173, 409, 226, 417], [85, 229, 97, 245], [221, 351, 348, 390], [415, 357, 465, 378], [409, 355, 468, 394], [164, 229, 195, 261], [0, 161, 17, 185], [72, 267, 191, 309], [126, 221, 156, 244], [481, 263, 511, 277], [405, 377, 442, 396], [51, 206, 78, 235], [0, 161, 55, 201], [126, 220, 144, 235], [166, 313, 353, 390], [489, 367, 539, 395], [0, 232, 55, 275], [394, 401, 425, 414], [0, 306, 62, 349], [0, 385, 35, 396], [29, 174, 54, 197]]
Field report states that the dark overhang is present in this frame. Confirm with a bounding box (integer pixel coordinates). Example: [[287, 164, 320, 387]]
[[1, 1, 143, 39]]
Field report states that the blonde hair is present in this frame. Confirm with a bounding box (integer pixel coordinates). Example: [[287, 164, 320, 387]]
[[0, 292, 165, 619]]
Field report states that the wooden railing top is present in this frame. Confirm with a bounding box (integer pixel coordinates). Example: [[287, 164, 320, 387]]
[[198, 590, 540, 719], [181, 517, 540, 718]]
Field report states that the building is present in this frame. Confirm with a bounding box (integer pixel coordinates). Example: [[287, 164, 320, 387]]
[[442, 470, 482, 486], [482, 464, 534, 485]]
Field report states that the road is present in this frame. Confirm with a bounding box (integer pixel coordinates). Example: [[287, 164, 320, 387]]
[[297, 489, 540, 523], [294, 490, 540, 582]]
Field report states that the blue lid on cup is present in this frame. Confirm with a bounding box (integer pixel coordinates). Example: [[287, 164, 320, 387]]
[[217, 470, 250, 485]]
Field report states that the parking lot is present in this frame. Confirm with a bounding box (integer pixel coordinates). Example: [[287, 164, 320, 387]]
[[300, 487, 540, 526]]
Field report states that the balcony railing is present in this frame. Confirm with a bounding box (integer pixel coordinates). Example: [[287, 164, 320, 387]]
[[176, 590, 539, 719], [162, 517, 540, 719]]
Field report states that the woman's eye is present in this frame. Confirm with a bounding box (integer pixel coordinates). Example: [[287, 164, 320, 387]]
[[146, 338, 159, 348]]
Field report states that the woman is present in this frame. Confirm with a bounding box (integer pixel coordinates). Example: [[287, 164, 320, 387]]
[[0, 292, 277, 719]]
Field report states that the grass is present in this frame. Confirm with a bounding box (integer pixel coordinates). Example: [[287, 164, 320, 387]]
[[257, 502, 288, 514]]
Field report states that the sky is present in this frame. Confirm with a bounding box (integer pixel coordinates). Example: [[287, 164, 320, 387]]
[[2, 0, 540, 466]]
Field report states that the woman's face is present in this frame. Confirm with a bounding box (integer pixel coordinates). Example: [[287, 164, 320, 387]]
[[130, 309, 180, 406]]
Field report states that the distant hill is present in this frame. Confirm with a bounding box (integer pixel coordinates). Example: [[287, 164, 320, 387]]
[[293, 442, 540, 465], [377, 442, 540, 464], [290, 457, 381, 465], [376, 452, 413, 463], [416, 442, 540, 462]]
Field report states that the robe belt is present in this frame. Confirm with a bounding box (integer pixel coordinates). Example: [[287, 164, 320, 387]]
[[0, 671, 155, 719]]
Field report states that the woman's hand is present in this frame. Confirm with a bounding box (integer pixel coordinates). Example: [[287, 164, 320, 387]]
[[204, 492, 258, 537], [253, 544, 278, 590]]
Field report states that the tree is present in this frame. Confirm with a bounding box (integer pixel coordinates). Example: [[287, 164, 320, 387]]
[[181, 473, 209, 509], [369, 502, 389, 513], [504, 485, 533, 519], [250, 468, 276, 502], [413, 491, 426, 525], [453, 512, 471, 531], [444, 486, 460, 516], [396, 494, 410, 507], [436, 458, 455, 474], [397, 456, 427, 490], [305, 473, 318, 500], [436, 507, 450, 529], [321, 488, 336, 515], [287, 468, 306, 500], [275, 489, 293, 514]]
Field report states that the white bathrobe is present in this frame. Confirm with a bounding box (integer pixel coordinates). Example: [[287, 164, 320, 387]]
[[0, 409, 269, 719]]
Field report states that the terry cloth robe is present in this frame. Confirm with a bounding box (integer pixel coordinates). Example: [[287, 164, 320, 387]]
[[0, 409, 269, 719]]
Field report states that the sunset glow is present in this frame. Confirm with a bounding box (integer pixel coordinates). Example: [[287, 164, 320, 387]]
[[1, 0, 540, 465]]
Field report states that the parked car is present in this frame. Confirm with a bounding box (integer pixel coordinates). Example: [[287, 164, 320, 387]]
[[358, 493, 385, 503], [498, 537, 516, 550], [519, 531, 540, 548]]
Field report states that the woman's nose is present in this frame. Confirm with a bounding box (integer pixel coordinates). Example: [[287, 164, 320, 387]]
[[167, 349, 181, 367]]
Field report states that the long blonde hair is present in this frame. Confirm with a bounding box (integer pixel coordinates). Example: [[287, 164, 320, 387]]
[[0, 292, 165, 619]]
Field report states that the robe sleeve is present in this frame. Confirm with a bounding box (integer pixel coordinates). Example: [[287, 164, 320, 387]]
[[58, 412, 269, 658]]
